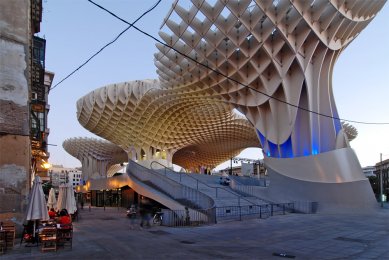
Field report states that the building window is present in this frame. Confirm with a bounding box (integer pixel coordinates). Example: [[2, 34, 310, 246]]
[[31, 111, 45, 139]]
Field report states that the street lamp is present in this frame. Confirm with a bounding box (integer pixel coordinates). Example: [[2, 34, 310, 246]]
[[230, 157, 233, 175], [117, 187, 119, 211], [41, 160, 52, 170]]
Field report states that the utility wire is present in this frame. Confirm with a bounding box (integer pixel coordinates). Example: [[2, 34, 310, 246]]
[[88, 0, 389, 126], [50, 0, 162, 91]]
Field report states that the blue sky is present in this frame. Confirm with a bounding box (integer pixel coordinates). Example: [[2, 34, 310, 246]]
[[39, 1, 389, 170]]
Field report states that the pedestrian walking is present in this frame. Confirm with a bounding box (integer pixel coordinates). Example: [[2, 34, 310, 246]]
[[128, 204, 137, 230], [139, 205, 150, 228]]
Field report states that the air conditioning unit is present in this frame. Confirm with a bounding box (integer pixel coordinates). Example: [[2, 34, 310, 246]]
[[32, 92, 38, 100]]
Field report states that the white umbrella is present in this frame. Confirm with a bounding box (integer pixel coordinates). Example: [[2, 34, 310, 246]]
[[25, 176, 49, 238], [56, 184, 77, 214], [47, 188, 57, 209]]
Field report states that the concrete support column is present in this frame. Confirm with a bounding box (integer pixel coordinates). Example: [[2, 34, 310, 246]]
[[264, 148, 377, 212]]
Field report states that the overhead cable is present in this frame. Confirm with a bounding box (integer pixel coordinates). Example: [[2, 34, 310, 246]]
[[88, 0, 389, 125], [50, 0, 162, 91]]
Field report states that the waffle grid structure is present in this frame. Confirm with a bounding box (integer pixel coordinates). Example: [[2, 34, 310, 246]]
[[76, 80, 261, 169], [63, 137, 128, 179], [154, 0, 384, 158], [72, 0, 384, 209]]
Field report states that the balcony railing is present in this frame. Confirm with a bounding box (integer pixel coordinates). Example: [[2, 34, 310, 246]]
[[31, 0, 42, 33], [33, 36, 45, 67]]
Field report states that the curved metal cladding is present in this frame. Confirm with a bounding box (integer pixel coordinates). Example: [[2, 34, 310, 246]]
[[155, 0, 385, 158]]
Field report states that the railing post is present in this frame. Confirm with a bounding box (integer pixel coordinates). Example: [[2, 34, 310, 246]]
[[216, 187, 218, 198], [103, 190, 105, 211], [283, 204, 285, 215], [238, 197, 241, 221], [180, 172, 182, 182], [213, 207, 217, 224], [196, 180, 198, 190], [271, 204, 273, 216], [259, 205, 262, 219]]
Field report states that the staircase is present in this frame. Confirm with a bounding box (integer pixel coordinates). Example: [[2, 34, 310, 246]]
[[152, 163, 268, 207], [126, 160, 216, 225], [149, 162, 295, 222], [126, 160, 295, 224]]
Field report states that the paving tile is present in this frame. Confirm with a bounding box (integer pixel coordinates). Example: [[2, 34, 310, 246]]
[[1, 206, 388, 259]]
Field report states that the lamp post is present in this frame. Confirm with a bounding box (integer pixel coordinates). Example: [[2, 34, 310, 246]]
[[117, 185, 120, 212], [256, 161, 260, 180], [103, 189, 105, 211], [380, 153, 383, 208], [230, 157, 233, 175]]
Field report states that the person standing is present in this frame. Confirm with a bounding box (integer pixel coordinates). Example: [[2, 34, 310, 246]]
[[128, 204, 137, 230], [185, 207, 190, 226], [139, 205, 148, 228]]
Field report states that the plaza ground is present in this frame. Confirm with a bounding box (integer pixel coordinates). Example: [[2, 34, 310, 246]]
[[3, 204, 389, 259]]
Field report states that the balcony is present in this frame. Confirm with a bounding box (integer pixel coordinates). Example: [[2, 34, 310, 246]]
[[31, 0, 42, 33], [33, 36, 45, 67]]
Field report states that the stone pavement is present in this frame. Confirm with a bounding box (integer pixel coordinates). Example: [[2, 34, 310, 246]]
[[2, 205, 388, 259]]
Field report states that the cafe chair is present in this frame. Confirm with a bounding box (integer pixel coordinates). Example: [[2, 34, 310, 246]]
[[57, 224, 72, 249], [0, 231, 5, 254], [1, 221, 15, 250], [39, 227, 57, 252]]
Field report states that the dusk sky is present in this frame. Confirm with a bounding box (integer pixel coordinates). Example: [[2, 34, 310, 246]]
[[39, 1, 389, 170]]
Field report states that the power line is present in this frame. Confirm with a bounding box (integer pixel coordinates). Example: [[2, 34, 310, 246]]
[[50, 0, 162, 91], [88, 0, 389, 126]]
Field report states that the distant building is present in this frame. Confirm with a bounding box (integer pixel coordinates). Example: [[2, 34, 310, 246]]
[[219, 162, 266, 177], [69, 170, 82, 188], [50, 165, 82, 190], [374, 159, 389, 200], [362, 166, 376, 178], [219, 166, 243, 176]]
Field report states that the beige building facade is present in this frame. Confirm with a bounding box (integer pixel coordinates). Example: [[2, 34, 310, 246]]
[[0, 0, 34, 220], [0, 0, 50, 221]]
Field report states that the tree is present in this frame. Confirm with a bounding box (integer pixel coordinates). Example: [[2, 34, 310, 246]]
[[42, 182, 52, 195]]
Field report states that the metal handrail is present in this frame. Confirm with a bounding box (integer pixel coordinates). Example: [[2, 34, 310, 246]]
[[229, 175, 267, 187], [216, 202, 295, 221], [229, 180, 273, 204], [150, 161, 258, 207], [127, 160, 215, 210]]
